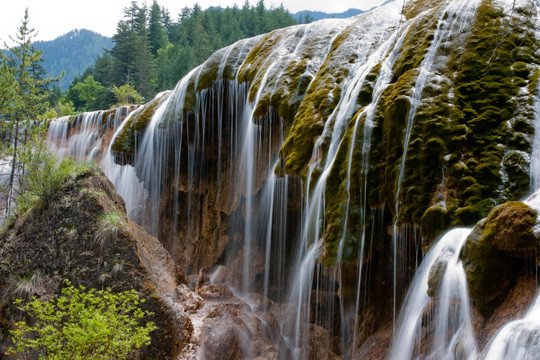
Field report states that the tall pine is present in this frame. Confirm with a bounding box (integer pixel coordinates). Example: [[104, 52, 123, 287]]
[[1, 9, 60, 215]]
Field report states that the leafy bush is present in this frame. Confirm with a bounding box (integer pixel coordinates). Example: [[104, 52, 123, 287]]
[[16, 141, 89, 213], [111, 84, 144, 106], [8, 281, 156, 360]]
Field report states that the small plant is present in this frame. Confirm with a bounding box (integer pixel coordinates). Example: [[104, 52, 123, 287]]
[[96, 210, 123, 246], [11, 272, 43, 301], [112, 254, 125, 276], [16, 140, 90, 213], [8, 280, 156, 360], [110, 84, 144, 106]]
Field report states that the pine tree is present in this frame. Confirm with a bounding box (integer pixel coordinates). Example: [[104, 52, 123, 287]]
[[110, 2, 155, 100], [149, 0, 168, 55], [132, 4, 156, 99], [1, 9, 61, 216]]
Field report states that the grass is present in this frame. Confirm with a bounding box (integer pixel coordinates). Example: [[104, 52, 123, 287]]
[[95, 210, 123, 246]]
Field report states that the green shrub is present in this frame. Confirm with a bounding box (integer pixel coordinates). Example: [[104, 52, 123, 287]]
[[16, 141, 89, 213], [8, 281, 156, 360]]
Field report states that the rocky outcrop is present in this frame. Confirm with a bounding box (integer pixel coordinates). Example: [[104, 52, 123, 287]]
[[462, 201, 539, 317], [0, 168, 188, 359]]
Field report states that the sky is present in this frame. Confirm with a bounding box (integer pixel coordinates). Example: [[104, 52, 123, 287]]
[[1, 0, 388, 43]]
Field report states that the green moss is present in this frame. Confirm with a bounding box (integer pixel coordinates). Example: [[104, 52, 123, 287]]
[[323, 110, 368, 265], [402, 0, 444, 19], [462, 201, 538, 317], [238, 30, 285, 99], [280, 28, 356, 176], [392, 12, 439, 81], [420, 206, 447, 241], [502, 151, 530, 200], [368, 69, 417, 210], [529, 68, 540, 96], [441, 0, 539, 226], [111, 94, 166, 155]]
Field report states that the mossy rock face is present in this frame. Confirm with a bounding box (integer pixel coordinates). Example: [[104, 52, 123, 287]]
[[462, 201, 539, 317], [111, 92, 170, 159], [368, 69, 416, 210], [420, 206, 447, 241], [403, 0, 445, 19], [502, 151, 531, 200], [481, 201, 538, 254], [322, 110, 367, 265], [392, 9, 440, 81], [194, 39, 256, 93]]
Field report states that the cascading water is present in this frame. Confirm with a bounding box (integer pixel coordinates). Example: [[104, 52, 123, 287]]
[[47, 107, 131, 162], [46, 106, 145, 213], [391, 0, 481, 327], [387, 228, 477, 360], [482, 291, 540, 359], [282, 1, 419, 356]]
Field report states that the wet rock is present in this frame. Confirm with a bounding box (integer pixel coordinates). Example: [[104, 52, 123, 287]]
[[353, 325, 393, 360], [199, 283, 235, 300], [427, 256, 447, 298], [308, 324, 340, 360], [483, 201, 538, 255], [199, 302, 279, 360], [462, 201, 539, 317], [176, 284, 204, 312]]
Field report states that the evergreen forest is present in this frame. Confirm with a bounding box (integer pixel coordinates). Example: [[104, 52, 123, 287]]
[[62, 0, 301, 112]]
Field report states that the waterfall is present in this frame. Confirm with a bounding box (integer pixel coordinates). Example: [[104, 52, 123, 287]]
[[41, 0, 540, 358], [281, 1, 416, 356], [480, 1, 540, 358], [46, 106, 135, 162], [46, 106, 143, 212], [483, 293, 540, 359], [391, 0, 481, 327], [387, 228, 478, 360], [480, 191, 540, 358]]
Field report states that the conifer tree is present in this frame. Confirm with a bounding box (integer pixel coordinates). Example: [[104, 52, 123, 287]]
[[149, 0, 168, 55], [1, 9, 61, 216]]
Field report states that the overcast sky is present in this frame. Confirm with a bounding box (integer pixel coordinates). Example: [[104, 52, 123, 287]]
[[1, 0, 388, 43]]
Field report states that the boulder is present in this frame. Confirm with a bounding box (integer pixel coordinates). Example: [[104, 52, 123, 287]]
[[462, 201, 539, 318]]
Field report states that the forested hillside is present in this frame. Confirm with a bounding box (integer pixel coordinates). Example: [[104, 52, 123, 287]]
[[292, 8, 364, 22], [34, 29, 113, 91], [63, 0, 300, 112]]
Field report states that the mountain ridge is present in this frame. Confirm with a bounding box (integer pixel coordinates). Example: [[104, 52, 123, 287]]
[[33, 29, 113, 91]]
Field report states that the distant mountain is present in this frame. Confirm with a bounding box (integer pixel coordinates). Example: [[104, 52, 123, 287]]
[[293, 8, 365, 22], [34, 29, 113, 91]]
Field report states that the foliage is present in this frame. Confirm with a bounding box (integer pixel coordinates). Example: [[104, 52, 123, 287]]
[[15, 140, 89, 213], [8, 281, 156, 360], [0, 60, 19, 118], [56, 100, 76, 116], [70, 75, 106, 110], [0, 9, 62, 216], [111, 84, 145, 106], [2, 9, 62, 121], [67, 0, 298, 111], [36, 100, 77, 120]]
